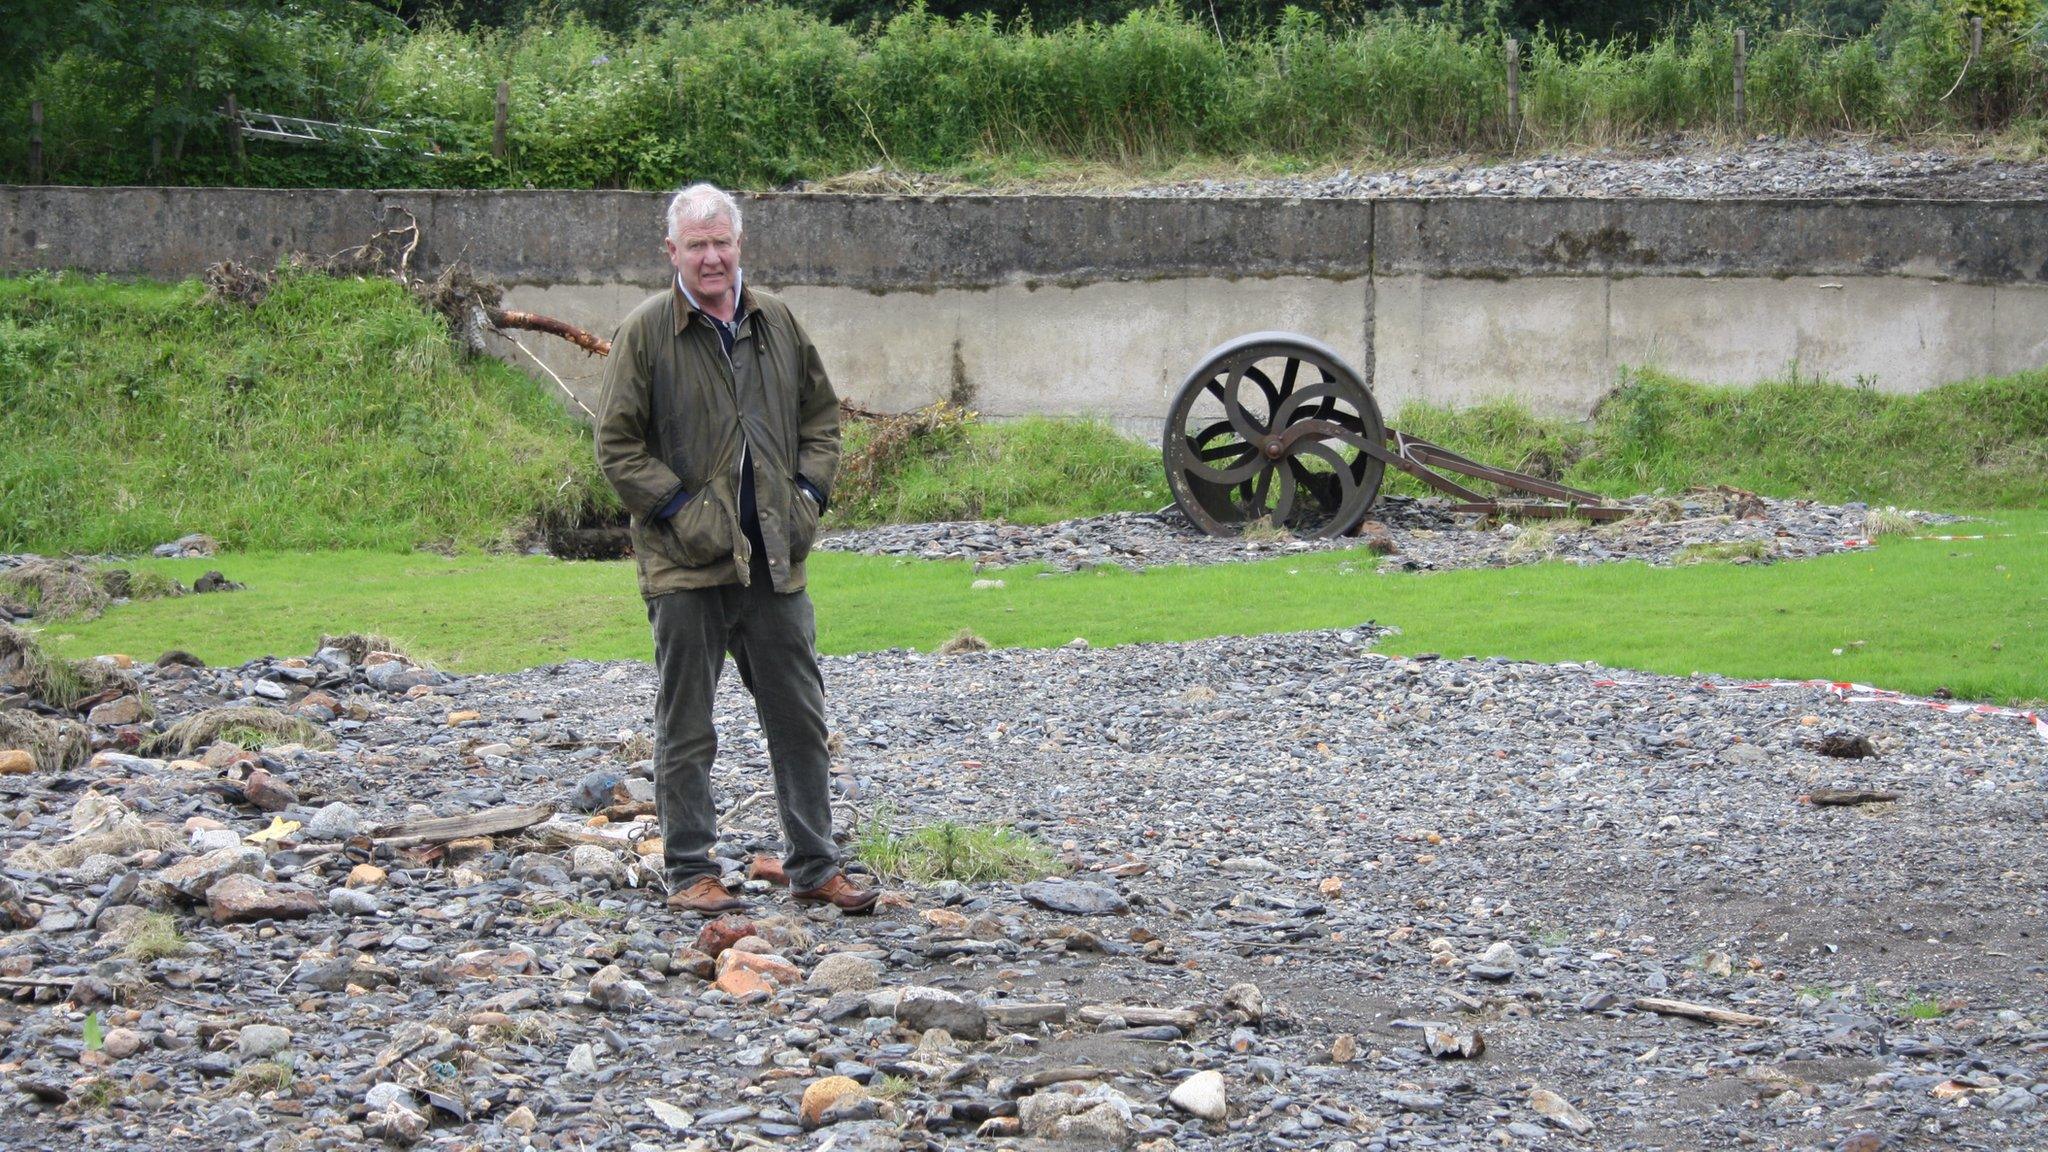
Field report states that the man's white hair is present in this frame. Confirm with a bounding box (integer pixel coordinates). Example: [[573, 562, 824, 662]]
[[668, 183, 742, 240]]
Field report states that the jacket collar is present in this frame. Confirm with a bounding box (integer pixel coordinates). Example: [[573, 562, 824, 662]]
[[673, 269, 751, 335]]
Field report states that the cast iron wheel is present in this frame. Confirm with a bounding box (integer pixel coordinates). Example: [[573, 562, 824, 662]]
[[1161, 332, 1386, 538]]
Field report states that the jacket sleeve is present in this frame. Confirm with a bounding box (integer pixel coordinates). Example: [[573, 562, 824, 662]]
[[593, 316, 687, 519], [791, 313, 842, 502]]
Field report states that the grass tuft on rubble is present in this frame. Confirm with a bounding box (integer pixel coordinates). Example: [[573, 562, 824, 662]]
[[0, 272, 611, 555], [149, 706, 331, 757], [118, 912, 188, 963], [0, 710, 91, 774], [0, 621, 135, 712], [854, 809, 1062, 883]]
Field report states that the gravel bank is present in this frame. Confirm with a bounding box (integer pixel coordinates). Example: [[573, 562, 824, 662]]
[[823, 139, 2048, 201], [3, 627, 2043, 1151], [819, 493, 1936, 573]]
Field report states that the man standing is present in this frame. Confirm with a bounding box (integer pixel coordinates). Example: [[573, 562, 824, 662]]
[[595, 183, 878, 916]]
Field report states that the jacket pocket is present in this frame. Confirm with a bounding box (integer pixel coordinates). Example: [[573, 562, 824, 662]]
[[788, 483, 822, 564], [657, 494, 732, 569]]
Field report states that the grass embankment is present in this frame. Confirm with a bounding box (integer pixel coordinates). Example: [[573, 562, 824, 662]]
[[43, 510, 2048, 704], [8, 271, 2045, 551], [0, 272, 609, 554]]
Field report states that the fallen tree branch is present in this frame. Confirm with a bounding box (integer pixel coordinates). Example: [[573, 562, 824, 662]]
[[487, 308, 611, 357]]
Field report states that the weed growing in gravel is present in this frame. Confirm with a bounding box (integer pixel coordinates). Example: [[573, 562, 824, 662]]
[[119, 913, 187, 962], [855, 809, 1060, 883], [1902, 996, 1946, 1020], [874, 1074, 915, 1101], [229, 1055, 295, 1096], [75, 1076, 122, 1111]]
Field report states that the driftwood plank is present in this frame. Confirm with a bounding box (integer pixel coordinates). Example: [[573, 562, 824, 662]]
[[1076, 1004, 1202, 1029], [369, 803, 553, 848], [1633, 997, 1771, 1027]]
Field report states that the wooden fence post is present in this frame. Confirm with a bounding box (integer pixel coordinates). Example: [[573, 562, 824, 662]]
[[1505, 38, 1520, 129], [28, 101, 42, 184], [225, 92, 244, 171], [1970, 15, 1983, 62], [493, 80, 510, 162], [1733, 28, 1747, 128]]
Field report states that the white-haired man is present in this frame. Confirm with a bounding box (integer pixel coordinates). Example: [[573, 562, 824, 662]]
[[595, 183, 878, 915]]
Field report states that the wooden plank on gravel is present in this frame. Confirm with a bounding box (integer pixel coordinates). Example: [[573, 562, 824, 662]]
[[1077, 1005, 1202, 1029], [369, 803, 553, 847], [1633, 997, 1772, 1026]]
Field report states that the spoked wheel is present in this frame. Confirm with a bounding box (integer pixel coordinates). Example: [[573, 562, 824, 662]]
[[1161, 332, 1386, 538]]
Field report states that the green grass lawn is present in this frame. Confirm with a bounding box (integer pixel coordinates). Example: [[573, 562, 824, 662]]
[[38, 510, 2047, 706]]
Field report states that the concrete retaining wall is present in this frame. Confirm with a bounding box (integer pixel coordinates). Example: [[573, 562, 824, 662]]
[[7, 186, 2044, 436]]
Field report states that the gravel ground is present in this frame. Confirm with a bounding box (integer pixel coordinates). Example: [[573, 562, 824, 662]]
[[819, 493, 1936, 573], [3, 624, 2044, 1152], [818, 139, 2048, 200]]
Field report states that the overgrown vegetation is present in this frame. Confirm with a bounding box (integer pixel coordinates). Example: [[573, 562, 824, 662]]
[[1391, 368, 2048, 509], [0, 272, 611, 554], [837, 413, 1167, 527], [4, 2, 2044, 190]]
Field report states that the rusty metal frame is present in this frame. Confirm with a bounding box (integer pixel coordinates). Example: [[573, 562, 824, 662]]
[[1367, 429, 1631, 522], [1162, 333, 1633, 537]]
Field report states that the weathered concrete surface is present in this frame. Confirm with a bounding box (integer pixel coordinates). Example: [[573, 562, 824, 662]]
[[7, 186, 2047, 427]]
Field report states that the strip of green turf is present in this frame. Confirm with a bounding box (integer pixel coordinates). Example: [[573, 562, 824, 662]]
[[39, 510, 2047, 706]]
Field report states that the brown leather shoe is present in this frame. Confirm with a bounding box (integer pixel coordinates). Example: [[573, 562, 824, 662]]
[[791, 872, 881, 915], [665, 875, 749, 915]]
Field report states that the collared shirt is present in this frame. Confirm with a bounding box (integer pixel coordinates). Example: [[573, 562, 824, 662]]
[[676, 269, 745, 355]]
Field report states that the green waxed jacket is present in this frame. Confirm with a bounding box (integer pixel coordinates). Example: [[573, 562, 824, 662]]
[[594, 283, 841, 598]]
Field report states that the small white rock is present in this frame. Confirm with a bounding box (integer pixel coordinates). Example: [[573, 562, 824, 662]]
[[237, 1024, 292, 1060], [1169, 1069, 1228, 1120]]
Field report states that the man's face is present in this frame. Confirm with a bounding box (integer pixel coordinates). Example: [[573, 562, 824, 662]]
[[665, 216, 741, 304]]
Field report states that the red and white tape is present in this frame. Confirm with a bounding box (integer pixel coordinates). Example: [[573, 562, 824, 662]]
[[1590, 676, 2048, 746]]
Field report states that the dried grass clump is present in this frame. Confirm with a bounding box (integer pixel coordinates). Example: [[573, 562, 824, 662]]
[[0, 710, 91, 774], [7, 792, 177, 871], [1504, 522, 1562, 562], [937, 628, 989, 656], [0, 623, 134, 710], [0, 558, 110, 621], [319, 632, 412, 663], [149, 706, 331, 757], [615, 731, 654, 763]]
